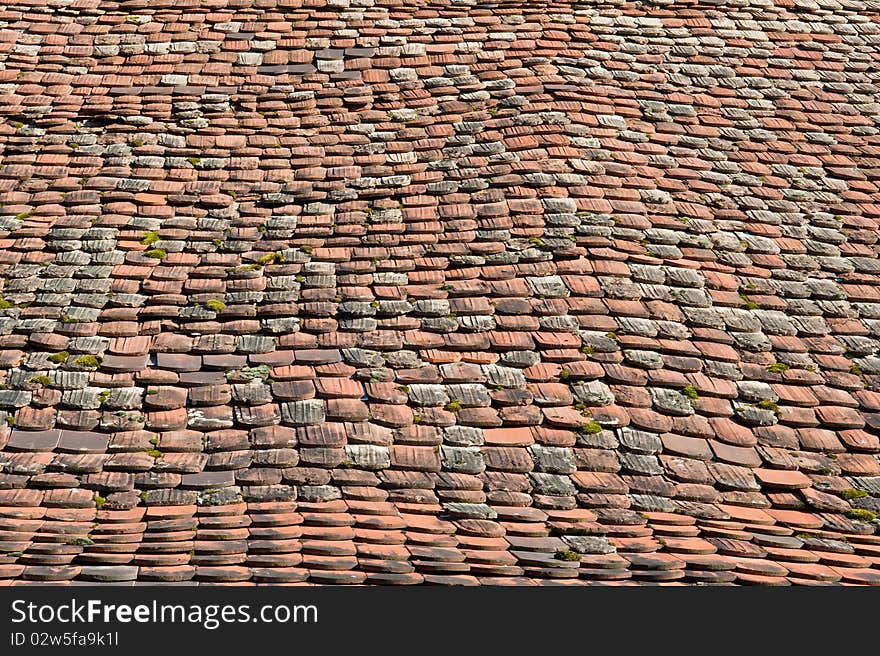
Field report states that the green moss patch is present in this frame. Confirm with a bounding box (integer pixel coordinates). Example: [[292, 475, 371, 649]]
[[579, 421, 603, 435], [680, 385, 699, 400], [72, 355, 102, 368], [845, 509, 877, 522], [256, 252, 282, 265], [49, 351, 69, 364], [140, 231, 160, 246]]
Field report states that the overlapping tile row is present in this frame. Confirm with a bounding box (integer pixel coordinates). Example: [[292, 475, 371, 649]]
[[1, 0, 880, 585]]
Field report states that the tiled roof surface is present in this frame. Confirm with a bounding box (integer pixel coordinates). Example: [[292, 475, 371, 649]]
[[2, 0, 880, 586]]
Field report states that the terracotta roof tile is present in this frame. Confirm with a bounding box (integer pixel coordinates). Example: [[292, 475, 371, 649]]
[[2, 0, 880, 585]]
